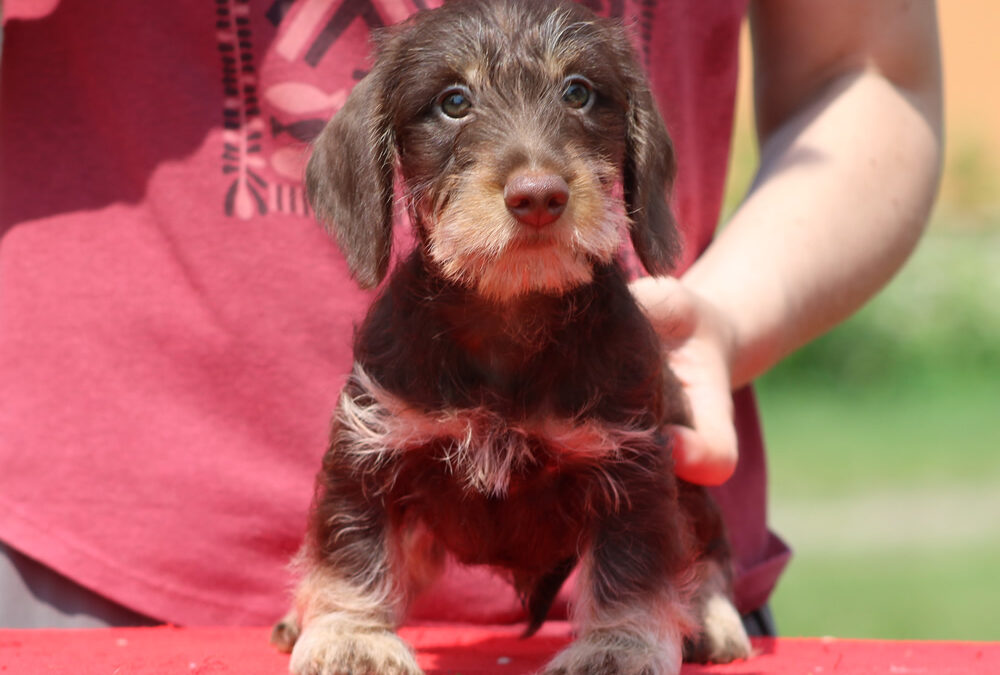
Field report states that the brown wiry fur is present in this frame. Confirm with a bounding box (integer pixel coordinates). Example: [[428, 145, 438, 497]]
[[277, 1, 750, 673]]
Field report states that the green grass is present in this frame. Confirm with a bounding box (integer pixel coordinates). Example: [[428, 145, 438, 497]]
[[757, 374, 1000, 641], [771, 543, 1000, 641], [750, 225, 1000, 640], [757, 374, 1000, 500], [755, 225, 1000, 497]]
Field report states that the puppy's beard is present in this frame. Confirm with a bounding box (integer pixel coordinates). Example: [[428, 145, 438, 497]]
[[472, 244, 596, 302], [423, 163, 629, 302]]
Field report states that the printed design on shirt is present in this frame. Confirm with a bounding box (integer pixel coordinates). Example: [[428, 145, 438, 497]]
[[635, 0, 656, 66], [217, 0, 652, 220], [261, 0, 410, 220], [217, 0, 275, 219]]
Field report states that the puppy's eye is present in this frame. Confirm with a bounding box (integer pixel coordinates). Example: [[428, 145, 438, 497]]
[[562, 77, 593, 110], [438, 87, 473, 119]]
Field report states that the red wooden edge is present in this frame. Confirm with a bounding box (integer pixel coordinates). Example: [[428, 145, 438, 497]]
[[1, 623, 997, 674]]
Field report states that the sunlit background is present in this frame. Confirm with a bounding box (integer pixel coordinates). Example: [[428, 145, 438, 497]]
[[723, 2, 1000, 641]]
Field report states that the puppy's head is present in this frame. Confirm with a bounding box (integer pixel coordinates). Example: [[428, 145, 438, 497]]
[[307, 0, 679, 300]]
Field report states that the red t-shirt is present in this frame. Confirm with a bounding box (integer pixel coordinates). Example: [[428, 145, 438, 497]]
[[0, 0, 788, 625]]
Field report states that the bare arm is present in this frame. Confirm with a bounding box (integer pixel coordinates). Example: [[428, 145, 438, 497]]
[[632, 0, 943, 484]]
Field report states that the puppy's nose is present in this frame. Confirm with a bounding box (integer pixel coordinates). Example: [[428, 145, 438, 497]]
[[503, 173, 569, 228]]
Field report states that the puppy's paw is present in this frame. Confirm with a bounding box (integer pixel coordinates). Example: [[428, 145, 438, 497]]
[[540, 629, 682, 675], [289, 618, 423, 675], [683, 593, 751, 664]]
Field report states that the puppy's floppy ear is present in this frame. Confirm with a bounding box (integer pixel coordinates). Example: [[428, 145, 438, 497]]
[[306, 67, 396, 289], [623, 77, 681, 276]]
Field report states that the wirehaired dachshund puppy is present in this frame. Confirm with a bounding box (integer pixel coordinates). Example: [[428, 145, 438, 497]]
[[272, 1, 751, 673]]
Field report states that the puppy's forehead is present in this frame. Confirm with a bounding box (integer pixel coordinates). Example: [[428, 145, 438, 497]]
[[385, 0, 629, 100]]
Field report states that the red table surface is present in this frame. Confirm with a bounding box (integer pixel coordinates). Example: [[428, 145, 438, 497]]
[[1, 623, 997, 674]]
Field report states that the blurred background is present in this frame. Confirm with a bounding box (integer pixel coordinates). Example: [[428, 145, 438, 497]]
[[725, 3, 1000, 641]]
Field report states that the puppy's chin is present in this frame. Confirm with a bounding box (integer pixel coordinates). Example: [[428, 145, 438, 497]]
[[471, 241, 598, 302], [427, 220, 624, 302], [423, 201, 630, 304]]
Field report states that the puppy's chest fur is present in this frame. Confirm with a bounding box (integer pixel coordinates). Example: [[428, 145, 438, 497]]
[[337, 254, 668, 569]]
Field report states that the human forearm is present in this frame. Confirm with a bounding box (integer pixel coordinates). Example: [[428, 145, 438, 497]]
[[631, 0, 943, 485], [683, 66, 943, 388]]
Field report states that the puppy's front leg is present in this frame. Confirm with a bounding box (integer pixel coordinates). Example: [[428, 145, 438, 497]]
[[542, 473, 695, 675], [284, 452, 422, 675], [287, 563, 421, 675]]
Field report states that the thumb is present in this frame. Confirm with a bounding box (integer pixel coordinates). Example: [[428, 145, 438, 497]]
[[668, 411, 737, 486]]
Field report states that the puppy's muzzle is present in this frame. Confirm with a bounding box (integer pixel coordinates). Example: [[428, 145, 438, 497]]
[[503, 172, 570, 228]]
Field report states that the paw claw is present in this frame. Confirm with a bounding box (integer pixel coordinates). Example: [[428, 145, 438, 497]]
[[271, 612, 301, 653]]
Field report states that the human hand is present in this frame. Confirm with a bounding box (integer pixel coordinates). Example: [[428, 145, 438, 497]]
[[629, 275, 739, 486]]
